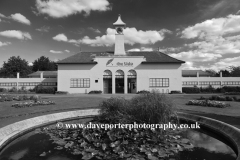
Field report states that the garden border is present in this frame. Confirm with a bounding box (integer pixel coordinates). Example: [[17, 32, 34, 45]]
[[0, 110, 239, 160]]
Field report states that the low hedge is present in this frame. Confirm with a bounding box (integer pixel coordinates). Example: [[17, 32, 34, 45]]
[[170, 90, 182, 94], [182, 87, 200, 93], [55, 91, 69, 95], [199, 95, 240, 102], [88, 90, 102, 94], [136, 90, 150, 94], [35, 87, 55, 94], [224, 92, 240, 95]]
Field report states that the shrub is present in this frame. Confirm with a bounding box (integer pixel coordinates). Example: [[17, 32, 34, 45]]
[[88, 90, 102, 94], [222, 86, 240, 92], [224, 92, 240, 95], [136, 90, 150, 94], [30, 95, 41, 102], [5, 95, 13, 101], [0, 88, 7, 92], [55, 91, 68, 95], [170, 90, 181, 94], [9, 87, 17, 92], [36, 87, 55, 94], [182, 87, 200, 93], [97, 92, 177, 126]]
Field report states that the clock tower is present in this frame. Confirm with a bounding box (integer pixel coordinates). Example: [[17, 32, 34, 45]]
[[113, 14, 126, 56]]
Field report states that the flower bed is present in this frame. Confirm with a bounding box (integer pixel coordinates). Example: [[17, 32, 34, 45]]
[[12, 100, 55, 108], [0, 94, 41, 102], [186, 100, 230, 108], [198, 95, 240, 102]]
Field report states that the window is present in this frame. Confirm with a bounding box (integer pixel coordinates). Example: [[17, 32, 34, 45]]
[[70, 78, 90, 88], [223, 81, 240, 85], [199, 81, 220, 85], [149, 78, 169, 87], [182, 81, 198, 86]]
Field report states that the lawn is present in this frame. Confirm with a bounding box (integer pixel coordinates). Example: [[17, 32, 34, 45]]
[[0, 93, 240, 128]]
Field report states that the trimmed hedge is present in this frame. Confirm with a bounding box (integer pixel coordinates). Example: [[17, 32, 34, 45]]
[[88, 90, 102, 94], [136, 90, 150, 94], [182, 87, 200, 93], [35, 87, 55, 94], [183, 86, 240, 94], [55, 91, 69, 95], [170, 90, 182, 94], [225, 92, 240, 95]]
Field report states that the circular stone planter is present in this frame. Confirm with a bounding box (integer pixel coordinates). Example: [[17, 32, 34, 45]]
[[0, 110, 240, 160]]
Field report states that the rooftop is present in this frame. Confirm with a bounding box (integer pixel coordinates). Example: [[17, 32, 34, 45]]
[[57, 51, 185, 64]]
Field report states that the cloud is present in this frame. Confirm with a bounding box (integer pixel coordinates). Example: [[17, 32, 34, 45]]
[[0, 13, 6, 18], [53, 33, 68, 42], [50, 50, 63, 54], [35, 0, 110, 18], [237, 10, 240, 15], [10, 13, 31, 25], [213, 56, 240, 70], [80, 27, 166, 46], [0, 30, 32, 40], [88, 27, 101, 33], [181, 15, 240, 39], [128, 47, 153, 52], [65, 50, 70, 53], [0, 41, 11, 47], [170, 51, 222, 62], [181, 62, 199, 70], [28, 62, 33, 66], [36, 26, 50, 32], [158, 29, 172, 35]]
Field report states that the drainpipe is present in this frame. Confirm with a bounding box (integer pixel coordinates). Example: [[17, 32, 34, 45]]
[[197, 72, 199, 87], [220, 71, 223, 88], [17, 72, 19, 91]]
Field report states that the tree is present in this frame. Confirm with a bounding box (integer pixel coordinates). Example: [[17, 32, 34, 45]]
[[205, 69, 218, 77], [229, 66, 240, 77], [32, 56, 57, 72], [219, 69, 231, 77], [0, 56, 32, 78]]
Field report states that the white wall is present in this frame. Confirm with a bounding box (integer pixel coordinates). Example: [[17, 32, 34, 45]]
[[57, 56, 183, 93]]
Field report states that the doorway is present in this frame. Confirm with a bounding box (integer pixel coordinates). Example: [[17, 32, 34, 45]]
[[103, 79, 112, 94]]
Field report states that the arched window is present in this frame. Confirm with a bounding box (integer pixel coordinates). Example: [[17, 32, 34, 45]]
[[127, 70, 137, 78], [103, 70, 112, 78], [115, 70, 124, 78]]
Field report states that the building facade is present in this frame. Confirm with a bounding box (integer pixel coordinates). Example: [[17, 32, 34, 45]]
[[57, 15, 184, 94]]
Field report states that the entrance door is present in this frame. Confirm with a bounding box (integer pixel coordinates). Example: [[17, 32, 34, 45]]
[[128, 79, 136, 93], [103, 79, 109, 94], [116, 79, 124, 93]]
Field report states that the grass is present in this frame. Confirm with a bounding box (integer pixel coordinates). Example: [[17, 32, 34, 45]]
[[0, 93, 240, 128]]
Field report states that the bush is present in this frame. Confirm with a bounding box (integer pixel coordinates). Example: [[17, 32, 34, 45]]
[[224, 92, 240, 95], [136, 90, 150, 94], [9, 87, 17, 92], [35, 87, 55, 94], [88, 90, 102, 94], [222, 86, 240, 93], [55, 91, 68, 95], [97, 92, 177, 126], [182, 87, 200, 93], [170, 90, 181, 94], [0, 88, 7, 92], [30, 95, 41, 102]]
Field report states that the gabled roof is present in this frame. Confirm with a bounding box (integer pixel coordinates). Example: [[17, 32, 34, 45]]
[[28, 71, 57, 77], [57, 51, 185, 64], [182, 70, 211, 77]]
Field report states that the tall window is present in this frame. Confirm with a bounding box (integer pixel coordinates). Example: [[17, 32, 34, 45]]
[[149, 78, 169, 87], [70, 78, 90, 88]]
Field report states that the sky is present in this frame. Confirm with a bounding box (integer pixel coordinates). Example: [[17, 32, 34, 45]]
[[0, 0, 240, 71]]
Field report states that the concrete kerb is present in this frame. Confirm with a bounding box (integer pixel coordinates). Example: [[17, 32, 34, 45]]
[[0, 109, 99, 152], [0, 110, 240, 160], [177, 112, 240, 160]]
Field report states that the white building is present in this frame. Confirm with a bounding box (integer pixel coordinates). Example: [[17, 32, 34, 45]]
[[57, 15, 185, 94]]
